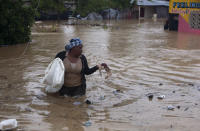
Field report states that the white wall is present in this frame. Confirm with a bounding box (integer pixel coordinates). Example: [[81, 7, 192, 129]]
[[144, 6, 168, 18], [144, 7, 155, 18]]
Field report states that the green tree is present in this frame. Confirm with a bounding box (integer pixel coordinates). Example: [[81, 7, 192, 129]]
[[76, 0, 130, 17], [0, 0, 35, 45], [110, 0, 130, 10], [36, 0, 67, 18]]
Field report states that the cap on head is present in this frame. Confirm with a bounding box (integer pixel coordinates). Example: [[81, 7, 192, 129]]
[[65, 38, 82, 51]]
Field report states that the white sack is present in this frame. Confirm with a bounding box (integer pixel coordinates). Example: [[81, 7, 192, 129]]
[[43, 58, 65, 93], [0, 119, 17, 130]]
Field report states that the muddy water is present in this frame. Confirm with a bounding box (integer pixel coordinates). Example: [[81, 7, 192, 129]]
[[0, 19, 200, 131]]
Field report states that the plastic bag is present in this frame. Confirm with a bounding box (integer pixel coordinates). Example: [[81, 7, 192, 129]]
[[0, 119, 17, 130], [42, 58, 65, 93]]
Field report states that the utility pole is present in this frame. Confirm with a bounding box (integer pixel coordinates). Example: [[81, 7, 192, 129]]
[[139, 6, 140, 20]]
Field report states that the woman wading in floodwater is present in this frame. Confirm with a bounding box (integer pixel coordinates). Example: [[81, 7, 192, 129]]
[[55, 38, 109, 97]]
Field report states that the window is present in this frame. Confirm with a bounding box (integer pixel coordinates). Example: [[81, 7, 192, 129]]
[[189, 11, 200, 29]]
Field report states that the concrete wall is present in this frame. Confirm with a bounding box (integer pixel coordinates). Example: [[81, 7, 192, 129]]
[[144, 7, 155, 18], [179, 12, 200, 34], [156, 6, 169, 18], [143, 6, 168, 18]]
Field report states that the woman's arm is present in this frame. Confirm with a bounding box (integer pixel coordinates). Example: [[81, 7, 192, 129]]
[[55, 51, 66, 61], [81, 55, 99, 75]]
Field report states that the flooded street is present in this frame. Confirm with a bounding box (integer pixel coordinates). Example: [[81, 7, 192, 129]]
[[0, 19, 200, 131]]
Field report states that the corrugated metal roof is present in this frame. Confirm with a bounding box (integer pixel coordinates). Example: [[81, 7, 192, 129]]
[[131, 0, 169, 6]]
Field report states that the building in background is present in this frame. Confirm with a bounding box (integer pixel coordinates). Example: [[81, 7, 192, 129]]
[[169, 0, 200, 34], [131, 0, 169, 19]]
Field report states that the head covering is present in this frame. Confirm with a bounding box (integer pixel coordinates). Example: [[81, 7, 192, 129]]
[[65, 38, 82, 51]]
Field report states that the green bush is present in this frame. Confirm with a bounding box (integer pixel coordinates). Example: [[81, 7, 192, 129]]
[[0, 0, 35, 45]]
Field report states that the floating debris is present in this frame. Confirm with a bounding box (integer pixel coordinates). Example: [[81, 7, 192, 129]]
[[39, 111, 49, 116], [88, 105, 94, 109], [113, 90, 122, 98], [73, 95, 81, 99], [64, 95, 68, 98], [172, 91, 176, 93], [99, 96, 105, 100], [73, 102, 81, 106], [167, 105, 175, 110], [113, 91, 119, 95], [0, 119, 18, 130], [116, 89, 123, 93], [157, 95, 165, 100], [62, 127, 69, 131], [184, 107, 189, 111], [146, 93, 154, 101], [25, 107, 33, 112], [177, 106, 181, 109], [159, 83, 163, 86], [113, 91, 117, 95], [83, 121, 92, 127], [188, 83, 194, 86], [85, 100, 92, 105]]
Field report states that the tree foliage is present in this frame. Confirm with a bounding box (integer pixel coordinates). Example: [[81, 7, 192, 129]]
[[36, 0, 66, 14], [31, 0, 68, 20], [0, 0, 131, 45], [0, 0, 35, 45], [76, 0, 130, 17]]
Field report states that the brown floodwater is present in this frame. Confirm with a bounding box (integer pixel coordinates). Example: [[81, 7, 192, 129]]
[[0, 19, 200, 131]]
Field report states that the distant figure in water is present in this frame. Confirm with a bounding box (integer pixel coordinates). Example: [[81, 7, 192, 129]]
[[164, 20, 169, 30], [55, 38, 108, 96]]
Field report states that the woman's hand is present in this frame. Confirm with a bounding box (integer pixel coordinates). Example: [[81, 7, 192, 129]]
[[97, 63, 108, 70], [101, 63, 108, 68], [98, 63, 111, 79]]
